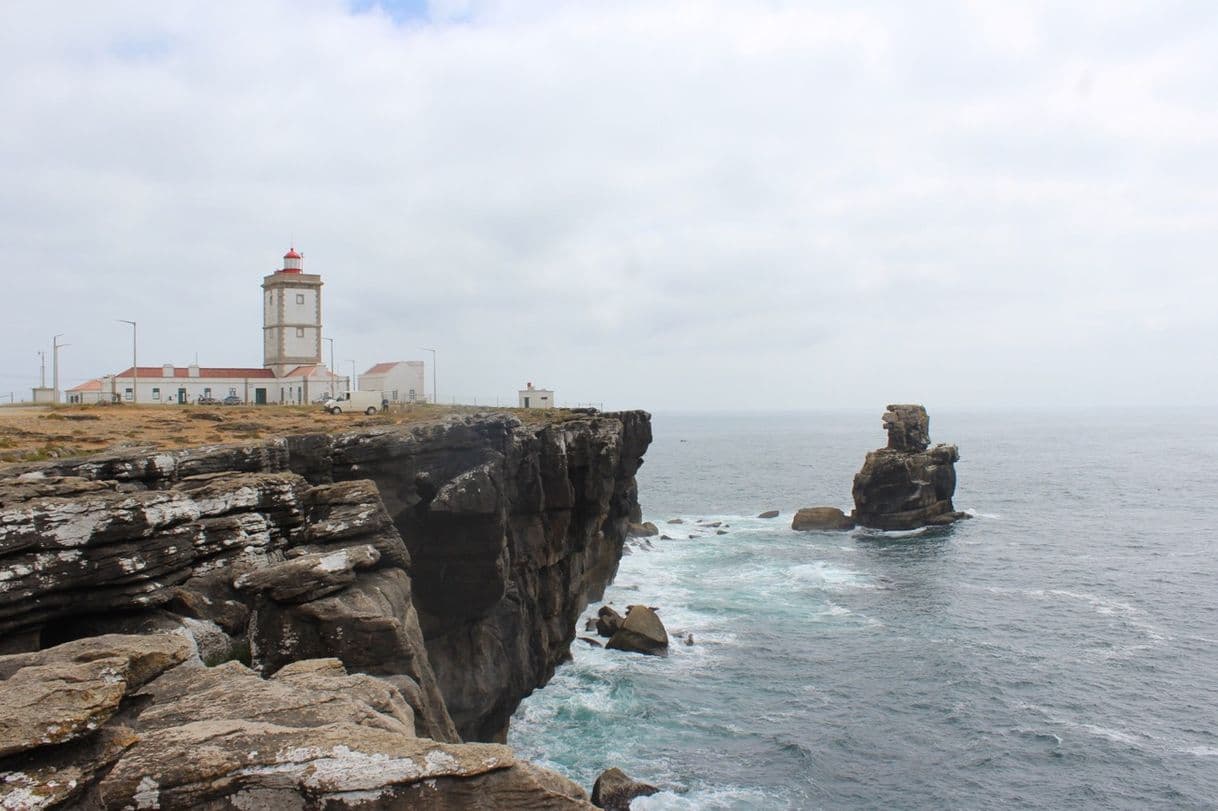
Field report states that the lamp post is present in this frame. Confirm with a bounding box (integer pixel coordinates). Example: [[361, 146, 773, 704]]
[[117, 320, 137, 404], [52, 335, 67, 404], [419, 347, 437, 405], [323, 337, 336, 397], [37, 350, 46, 388], [347, 360, 357, 393]]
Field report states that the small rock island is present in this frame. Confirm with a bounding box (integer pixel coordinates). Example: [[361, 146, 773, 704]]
[[852, 404, 968, 530], [794, 404, 968, 532]]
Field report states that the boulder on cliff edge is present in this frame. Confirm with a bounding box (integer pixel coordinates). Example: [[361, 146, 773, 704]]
[[851, 404, 969, 530]]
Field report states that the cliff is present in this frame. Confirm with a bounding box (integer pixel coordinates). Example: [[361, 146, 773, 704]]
[[0, 410, 651, 807]]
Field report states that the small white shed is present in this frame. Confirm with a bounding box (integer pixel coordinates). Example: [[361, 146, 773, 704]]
[[518, 382, 554, 409]]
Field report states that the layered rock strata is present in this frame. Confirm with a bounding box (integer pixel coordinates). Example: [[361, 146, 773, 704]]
[[0, 411, 650, 804], [0, 634, 594, 809], [851, 405, 967, 530]]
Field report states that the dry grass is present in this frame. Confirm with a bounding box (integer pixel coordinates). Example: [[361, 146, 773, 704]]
[[0, 402, 586, 466]]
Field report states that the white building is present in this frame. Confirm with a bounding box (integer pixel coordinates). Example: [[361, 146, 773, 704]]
[[360, 362, 426, 404], [518, 382, 554, 409], [70, 247, 407, 405]]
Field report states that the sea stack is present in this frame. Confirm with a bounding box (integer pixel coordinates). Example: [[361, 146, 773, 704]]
[[851, 404, 968, 530]]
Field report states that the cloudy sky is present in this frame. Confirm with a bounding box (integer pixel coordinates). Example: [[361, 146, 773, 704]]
[[3, 1, 1216, 411]]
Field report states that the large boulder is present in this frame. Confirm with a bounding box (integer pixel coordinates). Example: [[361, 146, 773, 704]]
[[791, 506, 855, 531], [591, 767, 660, 810], [605, 605, 669, 656], [595, 605, 624, 638], [852, 405, 968, 530]]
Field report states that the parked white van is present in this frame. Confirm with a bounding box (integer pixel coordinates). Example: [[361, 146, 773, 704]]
[[322, 390, 387, 415]]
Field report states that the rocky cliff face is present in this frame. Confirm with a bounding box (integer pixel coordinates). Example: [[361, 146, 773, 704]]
[[0, 410, 650, 806], [851, 405, 967, 530]]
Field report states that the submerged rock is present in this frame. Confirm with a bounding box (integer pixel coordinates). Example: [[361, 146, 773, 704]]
[[758, 510, 780, 519], [792, 506, 855, 531], [851, 404, 967, 530]]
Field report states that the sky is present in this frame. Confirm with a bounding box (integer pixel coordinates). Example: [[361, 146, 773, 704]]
[[2, 0, 1216, 411]]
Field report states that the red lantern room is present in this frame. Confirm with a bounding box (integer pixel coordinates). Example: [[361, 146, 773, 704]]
[[281, 247, 303, 273]]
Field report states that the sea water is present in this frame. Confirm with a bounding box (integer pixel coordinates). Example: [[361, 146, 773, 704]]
[[508, 410, 1218, 809]]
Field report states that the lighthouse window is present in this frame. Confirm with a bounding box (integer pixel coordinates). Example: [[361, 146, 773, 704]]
[[296, 294, 305, 305]]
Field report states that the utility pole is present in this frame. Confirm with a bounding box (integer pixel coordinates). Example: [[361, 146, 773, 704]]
[[419, 347, 437, 404], [117, 320, 137, 404], [52, 334, 67, 404], [347, 360, 357, 392]]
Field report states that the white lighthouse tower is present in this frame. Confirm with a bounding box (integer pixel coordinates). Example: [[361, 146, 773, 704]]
[[262, 247, 323, 377]]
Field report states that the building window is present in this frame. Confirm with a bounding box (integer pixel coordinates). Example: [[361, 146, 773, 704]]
[[203, 387, 212, 398], [296, 294, 305, 305], [152, 388, 160, 400], [124, 388, 133, 401], [296, 327, 305, 337], [408, 389, 416, 402], [229, 388, 237, 397]]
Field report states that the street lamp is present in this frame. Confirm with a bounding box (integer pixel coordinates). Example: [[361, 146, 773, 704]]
[[52, 334, 67, 404], [419, 347, 437, 405], [323, 337, 336, 397], [117, 320, 137, 404], [347, 360, 357, 393]]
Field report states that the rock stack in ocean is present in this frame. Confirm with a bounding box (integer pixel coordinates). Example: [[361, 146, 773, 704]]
[[850, 404, 968, 530]]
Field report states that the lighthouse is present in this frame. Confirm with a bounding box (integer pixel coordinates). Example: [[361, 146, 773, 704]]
[[262, 247, 324, 377]]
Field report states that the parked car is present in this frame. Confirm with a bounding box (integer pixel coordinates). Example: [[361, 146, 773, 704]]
[[196, 396, 220, 405], [222, 395, 242, 405]]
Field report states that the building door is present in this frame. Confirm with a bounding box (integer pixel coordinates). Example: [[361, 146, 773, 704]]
[[523, 396, 530, 408], [255, 388, 267, 405], [177, 388, 186, 404]]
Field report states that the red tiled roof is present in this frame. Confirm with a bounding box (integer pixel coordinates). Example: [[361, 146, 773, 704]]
[[114, 367, 276, 379], [363, 362, 399, 376], [283, 365, 339, 378], [363, 361, 421, 376], [68, 378, 102, 392]]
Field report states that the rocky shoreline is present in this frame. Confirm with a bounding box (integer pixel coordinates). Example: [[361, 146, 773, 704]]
[[0, 410, 651, 808]]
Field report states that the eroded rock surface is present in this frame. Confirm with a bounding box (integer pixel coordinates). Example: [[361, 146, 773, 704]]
[[0, 634, 594, 810], [851, 405, 968, 530]]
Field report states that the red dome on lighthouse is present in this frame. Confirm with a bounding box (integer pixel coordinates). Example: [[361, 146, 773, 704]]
[[281, 246, 303, 273]]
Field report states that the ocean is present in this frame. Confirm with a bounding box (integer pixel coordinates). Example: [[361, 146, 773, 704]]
[[508, 410, 1218, 809]]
